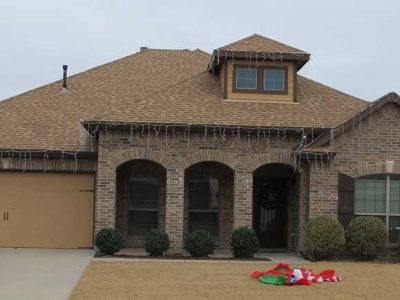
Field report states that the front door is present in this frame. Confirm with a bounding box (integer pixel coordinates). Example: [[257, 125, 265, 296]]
[[253, 176, 288, 249]]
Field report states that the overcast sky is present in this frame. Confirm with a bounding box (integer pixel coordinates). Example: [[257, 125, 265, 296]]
[[0, 0, 398, 102]]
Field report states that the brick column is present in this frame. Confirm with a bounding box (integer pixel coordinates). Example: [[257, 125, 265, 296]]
[[165, 167, 185, 254], [233, 169, 253, 228], [95, 154, 116, 234], [297, 166, 309, 252]]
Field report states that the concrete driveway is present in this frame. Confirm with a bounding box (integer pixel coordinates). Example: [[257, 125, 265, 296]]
[[0, 248, 94, 300]]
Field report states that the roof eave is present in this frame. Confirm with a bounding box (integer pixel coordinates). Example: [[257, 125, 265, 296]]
[[207, 50, 310, 73]]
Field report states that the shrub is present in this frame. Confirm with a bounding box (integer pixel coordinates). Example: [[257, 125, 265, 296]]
[[346, 216, 387, 260], [398, 234, 400, 254], [144, 230, 170, 256], [231, 227, 259, 258], [184, 230, 216, 257], [95, 228, 124, 255], [301, 216, 345, 261]]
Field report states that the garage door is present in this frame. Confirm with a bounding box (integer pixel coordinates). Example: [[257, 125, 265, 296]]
[[0, 172, 94, 248]]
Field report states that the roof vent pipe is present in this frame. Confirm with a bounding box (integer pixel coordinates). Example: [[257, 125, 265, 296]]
[[62, 65, 68, 94]]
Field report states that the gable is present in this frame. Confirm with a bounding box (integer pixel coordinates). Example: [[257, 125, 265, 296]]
[[302, 92, 400, 152]]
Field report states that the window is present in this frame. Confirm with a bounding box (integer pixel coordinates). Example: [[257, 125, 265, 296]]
[[235, 68, 257, 90], [355, 174, 400, 243], [128, 177, 159, 235], [264, 69, 285, 91], [188, 176, 219, 236], [233, 65, 287, 94]]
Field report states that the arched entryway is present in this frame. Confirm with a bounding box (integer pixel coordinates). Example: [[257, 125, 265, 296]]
[[184, 162, 234, 248], [253, 163, 297, 249], [116, 160, 166, 247]]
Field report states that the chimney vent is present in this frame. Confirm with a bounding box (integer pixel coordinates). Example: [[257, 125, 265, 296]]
[[140, 46, 148, 52], [62, 65, 68, 94]]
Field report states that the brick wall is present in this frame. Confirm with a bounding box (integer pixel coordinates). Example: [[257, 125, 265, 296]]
[[96, 128, 303, 253], [308, 104, 400, 218]]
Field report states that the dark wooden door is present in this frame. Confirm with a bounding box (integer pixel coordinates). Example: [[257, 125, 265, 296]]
[[253, 176, 288, 249]]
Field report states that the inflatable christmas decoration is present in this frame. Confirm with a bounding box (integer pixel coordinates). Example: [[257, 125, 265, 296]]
[[252, 263, 341, 286]]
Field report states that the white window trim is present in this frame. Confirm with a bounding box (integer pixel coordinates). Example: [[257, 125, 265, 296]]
[[235, 68, 257, 90], [263, 69, 285, 91], [355, 174, 400, 244]]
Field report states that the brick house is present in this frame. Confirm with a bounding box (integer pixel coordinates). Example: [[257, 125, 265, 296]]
[[0, 34, 399, 253]]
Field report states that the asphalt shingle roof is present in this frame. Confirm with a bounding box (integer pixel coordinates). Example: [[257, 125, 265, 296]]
[[0, 39, 368, 152]]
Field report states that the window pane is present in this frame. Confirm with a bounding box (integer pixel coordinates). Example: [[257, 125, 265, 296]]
[[236, 68, 257, 89], [236, 68, 247, 79], [129, 178, 159, 209], [128, 211, 158, 235], [274, 80, 284, 90], [265, 79, 273, 90], [264, 69, 285, 91], [355, 179, 386, 214], [246, 78, 257, 89], [247, 69, 257, 79], [390, 176, 400, 214], [189, 212, 218, 236], [236, 78, 247, 89], [389, 216, 400, 244], [189, 176, 219, 210], [265, 70, 274, 80]]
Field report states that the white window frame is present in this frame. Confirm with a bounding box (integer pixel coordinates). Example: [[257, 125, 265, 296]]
[[263, 68, 285, 91], [235, 67, 258, 90], [355, 174, 400, 244]]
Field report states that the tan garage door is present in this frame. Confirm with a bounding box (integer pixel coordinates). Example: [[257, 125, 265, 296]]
[[0, 172, 94, 248]]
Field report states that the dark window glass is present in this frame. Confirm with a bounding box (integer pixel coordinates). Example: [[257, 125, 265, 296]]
[[389, 216, 400, 244], [189, 212, 219, 236], [128, 211, 158, 235], [189, 176, 219, 236], [236, 68, 257, 89], [128, 177, 159, 235], [264, 69, 284, 91], [129, 178, 159, 209]]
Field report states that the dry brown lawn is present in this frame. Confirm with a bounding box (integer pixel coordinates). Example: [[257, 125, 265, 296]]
[[70, 260, 400, 300]]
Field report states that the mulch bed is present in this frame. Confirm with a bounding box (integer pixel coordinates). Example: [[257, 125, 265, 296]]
[[94, 253, 271, 261]]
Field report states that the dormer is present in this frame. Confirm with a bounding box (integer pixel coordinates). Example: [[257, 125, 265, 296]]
[[208, 34, 310, 102]]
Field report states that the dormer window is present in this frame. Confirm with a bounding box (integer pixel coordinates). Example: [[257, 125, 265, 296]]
[[232, 65, 288, 94], [264, 68, 285, 91], [235, 68, 257, 90]]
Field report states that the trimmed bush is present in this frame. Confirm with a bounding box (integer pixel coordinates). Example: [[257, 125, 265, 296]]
[[231, 227, 259, 258], [398, 234, 400, 254], [144, 230, 170, 256], [95, 228, 123, 255], [301, 216, 345, 261], [184, 230, 216, 257], [346, 216, 387, 260]]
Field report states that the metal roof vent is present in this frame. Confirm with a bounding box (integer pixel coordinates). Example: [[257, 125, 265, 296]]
[[140, 46, 148, 52], [61, 65, 68, 94]]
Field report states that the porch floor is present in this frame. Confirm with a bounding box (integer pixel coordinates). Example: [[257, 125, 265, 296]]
[[115, 248, 304, 262]]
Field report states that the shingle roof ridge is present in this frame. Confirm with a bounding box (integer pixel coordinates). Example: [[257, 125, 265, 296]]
[[191, 48, 211, 59], [217, 33, 308, 54]]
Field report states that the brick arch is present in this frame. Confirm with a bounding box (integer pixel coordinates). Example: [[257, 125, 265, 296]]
[[246, 152, 295, 172], [181, 150, 240, 170], [110, 148, 171, 169], [351, 162, 400, 178]]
